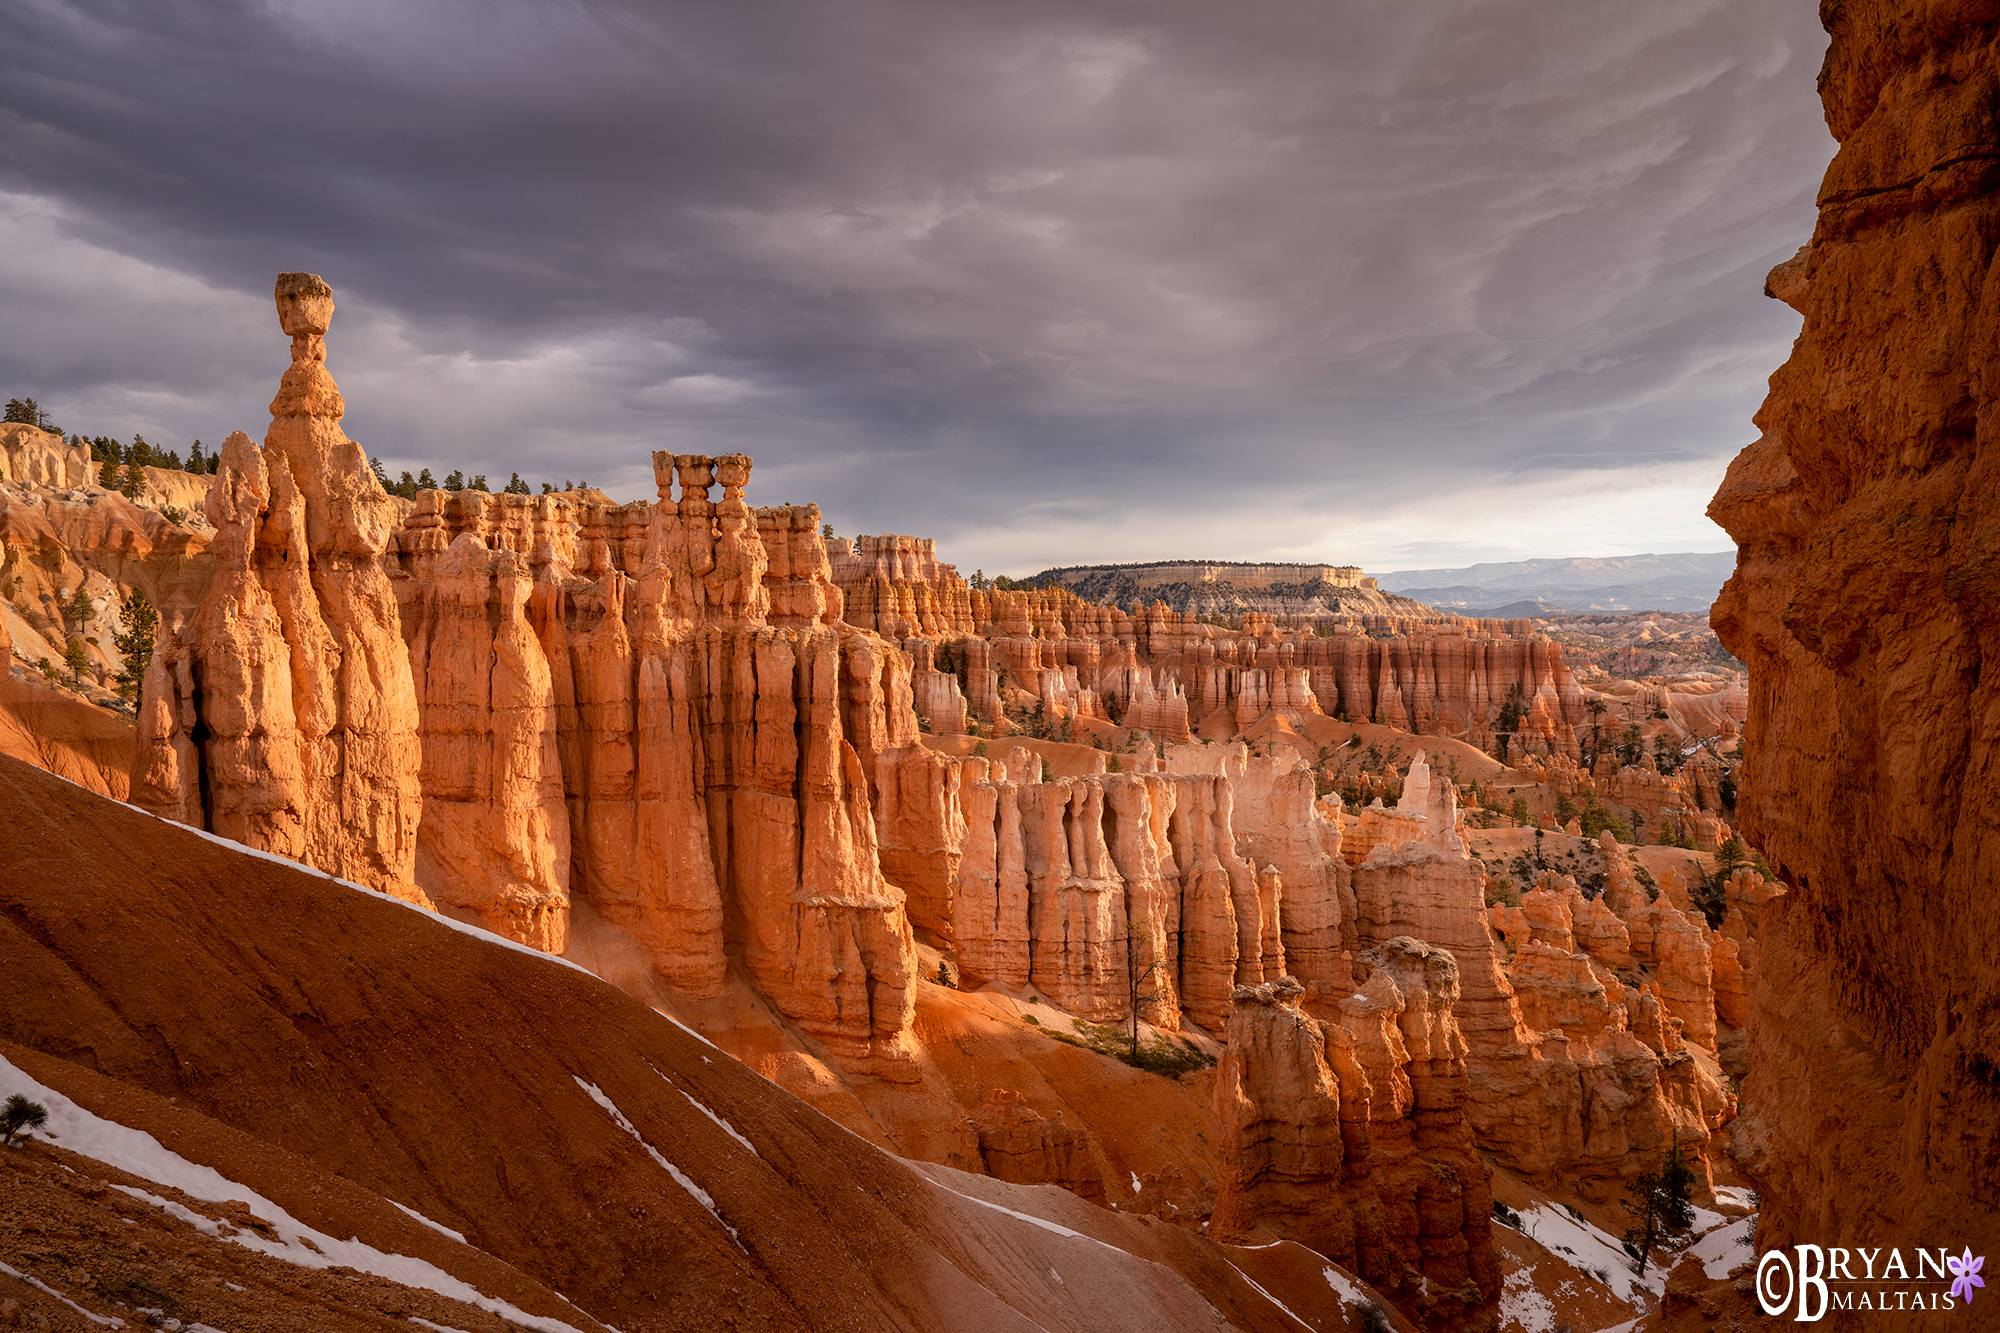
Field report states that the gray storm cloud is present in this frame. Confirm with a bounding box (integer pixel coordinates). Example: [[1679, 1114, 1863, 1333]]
[[0, 0, 1831, 571]]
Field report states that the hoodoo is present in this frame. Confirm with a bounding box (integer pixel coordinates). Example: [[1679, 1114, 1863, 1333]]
[[134, 273, 426, 902]]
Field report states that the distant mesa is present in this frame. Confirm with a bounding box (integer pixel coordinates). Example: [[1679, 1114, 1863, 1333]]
[[1029, 558, 1421, 618], [1042, 559, 1376, 590]]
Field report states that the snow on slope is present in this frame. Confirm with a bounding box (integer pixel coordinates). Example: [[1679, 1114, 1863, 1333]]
[[1515, 1204, 1661, 1302], [1688, 1216, 1757, 1278], [574, 1077, 742, 1248], [0, 1054, 591, 1333]]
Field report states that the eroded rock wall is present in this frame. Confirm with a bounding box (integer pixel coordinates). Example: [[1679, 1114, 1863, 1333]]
[[1707, 0, 2000, 1250], [824, 553, 1588, 754], [386, 452, 922, 1066], [1211, 958, 1498, 1333]]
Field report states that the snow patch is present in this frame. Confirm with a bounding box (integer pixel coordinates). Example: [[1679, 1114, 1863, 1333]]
[[172, 822, 599, 977], [390, 1200, 469, 1245], [1322, 1265, 1368, 1307], [1130, 1171, 1142, 1194], [1500, 1267, 1558, 1333], [920, 1174, 1158, 1259], [654, 1010, 722, 1051], [410, 1320, 474, 1333], [573, 1078, 740, 1247], [0, 1055, 590, 1333], [1515, 1204, 1659, 1301], [0, 1257, 124, 1326], [1216, 1257, 1315, 1332], [645, 1060, 757, 1157], [1712, 1185, 1758, 1209], [1688, 1215, 1756, 1279]]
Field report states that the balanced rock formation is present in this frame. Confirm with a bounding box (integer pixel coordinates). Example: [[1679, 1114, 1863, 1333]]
[[1706, 0, 2000, 1252], [135, 274, 426, 902], [126, 275, 929, 1070]]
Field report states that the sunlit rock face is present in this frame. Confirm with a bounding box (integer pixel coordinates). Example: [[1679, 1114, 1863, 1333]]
[[1706, 0, 2000, 1253], [136, 273, 427, 904]]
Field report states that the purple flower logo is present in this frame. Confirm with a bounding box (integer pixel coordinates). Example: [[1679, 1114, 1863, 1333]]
[[1949, 1249, 1985, 1303]]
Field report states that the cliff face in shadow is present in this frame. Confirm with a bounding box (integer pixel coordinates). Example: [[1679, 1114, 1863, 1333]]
[[1708, 0, 2000, 1253]]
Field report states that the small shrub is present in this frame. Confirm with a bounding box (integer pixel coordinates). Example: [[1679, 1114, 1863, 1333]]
[[1119, 1039, 1216, 1080], [1492, 1200, 1522, 1229], [933, 960, 956, 989], [0, 1095, 48, 1146], [971, 739, 989, 758], [1358, 1303, 1394, 1333], [1022, 1014, 1041, 1026]]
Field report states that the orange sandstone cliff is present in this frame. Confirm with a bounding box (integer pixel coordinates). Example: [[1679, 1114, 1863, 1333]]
[[1708, 0, 2000, 1258]]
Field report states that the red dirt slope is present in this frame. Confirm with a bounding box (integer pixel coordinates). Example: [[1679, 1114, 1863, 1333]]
[[0, 754, 1390, 1332]]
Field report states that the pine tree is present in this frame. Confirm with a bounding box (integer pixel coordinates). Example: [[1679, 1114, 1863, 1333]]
[[417, 467, 437, 490], [3, 398, 58, 433], [504, 472, 527, 494], [396, 470, 418, 499], [113, 589, 159, 701], [470, 474, 490, 492], [64, 637, 89, 687], [66, 586, 93, 626], [370, 456, 391, 488], [98, 456, 121, 488], [122, 459, 146, 499], [186, 440, 205, 473], [443, 470, 465, 491], [1621, 1140, 1697, 1276]]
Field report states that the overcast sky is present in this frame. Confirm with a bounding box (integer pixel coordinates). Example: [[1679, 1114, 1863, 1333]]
[[0, 0, 1831, 575]]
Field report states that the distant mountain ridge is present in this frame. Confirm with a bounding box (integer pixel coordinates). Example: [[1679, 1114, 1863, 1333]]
[[1377, 552, 1735, 614]]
